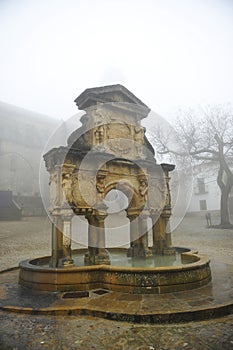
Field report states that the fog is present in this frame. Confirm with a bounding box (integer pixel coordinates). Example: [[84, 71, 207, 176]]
[[0, 0, 233, 120], [1, 0, 233, 227]]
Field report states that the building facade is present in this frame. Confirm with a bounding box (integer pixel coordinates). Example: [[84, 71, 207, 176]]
[[0, 101, 58, 216], [188, 162, 233, 214]]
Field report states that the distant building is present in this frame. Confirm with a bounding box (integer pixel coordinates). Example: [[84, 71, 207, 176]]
[[0, 101, 59, 216], [187, 161, 233, 214]]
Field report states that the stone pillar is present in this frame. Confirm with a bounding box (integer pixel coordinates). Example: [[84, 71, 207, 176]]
[[61, 214, 74, 266], [94, 211, 110, 265], [163, 213, 175, 255], [85, 208, 110, 265], [126, 213, 140, 257], [50, 216, 64, 267], [84, 214, 98, 265], [151, 213, 166, 255], [138, 210, 152, 258], [50, 222, 56, 267], [160, 165, 175, 255], [50, 212, 74, 268]]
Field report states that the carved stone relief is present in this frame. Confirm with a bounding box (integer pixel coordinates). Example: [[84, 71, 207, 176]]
[[73, 171, 97, 208], [134, 125, 145, 158], [139, 177, 148, 203], [49, 172, 58, 210], [148, 177, 166, 210], [61, 173, 73, 206]]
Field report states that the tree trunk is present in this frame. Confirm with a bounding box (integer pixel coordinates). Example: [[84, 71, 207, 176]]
[[216, 161, 233, 227], [220, 187, 231, 227], [214, 135, 233, 228]]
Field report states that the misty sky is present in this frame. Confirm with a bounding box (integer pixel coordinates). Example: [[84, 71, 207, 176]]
[[0, 0, 233, 121]]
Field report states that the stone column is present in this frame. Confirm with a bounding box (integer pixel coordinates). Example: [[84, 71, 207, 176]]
[[163, 213, 175, 255], [94, 211, 110, 265], [50, 212, 74, 268], [50, 215, 64, 267], [84, 214, 98, 265], [85, 203, 110, 265], [126, 213, 140, 257], [160, 165, 175, 255], [61, 213, 74, 266], [165, 218, 172, 247], [151, 212, 166, 255], [138, 210, 152, 258], [152, 218, 166, 254]]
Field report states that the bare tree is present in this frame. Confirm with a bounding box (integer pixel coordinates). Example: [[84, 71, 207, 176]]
[[150, 105, 233, 228]]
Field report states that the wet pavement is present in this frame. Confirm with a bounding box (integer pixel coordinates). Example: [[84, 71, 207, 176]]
[[0, 260, 233, 324], [1, 311, 233, 350], [0, 215, 233, 349]]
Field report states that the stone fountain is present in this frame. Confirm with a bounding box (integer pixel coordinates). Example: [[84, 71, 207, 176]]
[[19, 84, 211, 293]]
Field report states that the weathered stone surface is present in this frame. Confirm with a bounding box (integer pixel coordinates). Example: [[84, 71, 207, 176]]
[[43, 85, 176, 269], [19, 85, 211, 295]]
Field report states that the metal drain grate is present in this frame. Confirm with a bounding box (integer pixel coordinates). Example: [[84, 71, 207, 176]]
[[62, 291, 89, 299], [93, 289, 109, 295]]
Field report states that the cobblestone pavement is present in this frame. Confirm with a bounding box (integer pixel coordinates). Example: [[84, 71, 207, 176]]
[[0, 217, 51, 271], [0, 215, 233, 349], [172, 214, 233, 266], [1, 312, 233, 350]]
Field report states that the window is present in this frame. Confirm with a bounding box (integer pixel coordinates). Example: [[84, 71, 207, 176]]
[[199, 199, 207, 211]]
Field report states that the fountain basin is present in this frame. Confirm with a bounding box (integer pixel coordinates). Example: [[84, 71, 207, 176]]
[[19, 248, 211, 294]]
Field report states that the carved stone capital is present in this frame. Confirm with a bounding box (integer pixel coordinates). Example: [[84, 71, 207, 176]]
[[139, 209, 150, 220], [127, 209, 140, 220]]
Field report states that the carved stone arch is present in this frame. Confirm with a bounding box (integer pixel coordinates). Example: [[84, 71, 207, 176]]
[[103, 179, 139, 212]]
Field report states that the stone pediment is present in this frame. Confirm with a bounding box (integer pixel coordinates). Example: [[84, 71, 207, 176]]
[[66, 85, 154, 159], [74, 84, 150, 117]]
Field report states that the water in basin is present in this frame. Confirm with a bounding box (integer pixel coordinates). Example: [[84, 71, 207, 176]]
[[72, 250, 187, 267]]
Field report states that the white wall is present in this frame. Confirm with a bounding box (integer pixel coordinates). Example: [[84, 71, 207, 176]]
[[188, 167, 220, 212]]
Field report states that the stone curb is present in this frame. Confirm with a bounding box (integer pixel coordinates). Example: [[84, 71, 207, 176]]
[[1, 265, 233, 324], [1, 300, 233, 324]]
